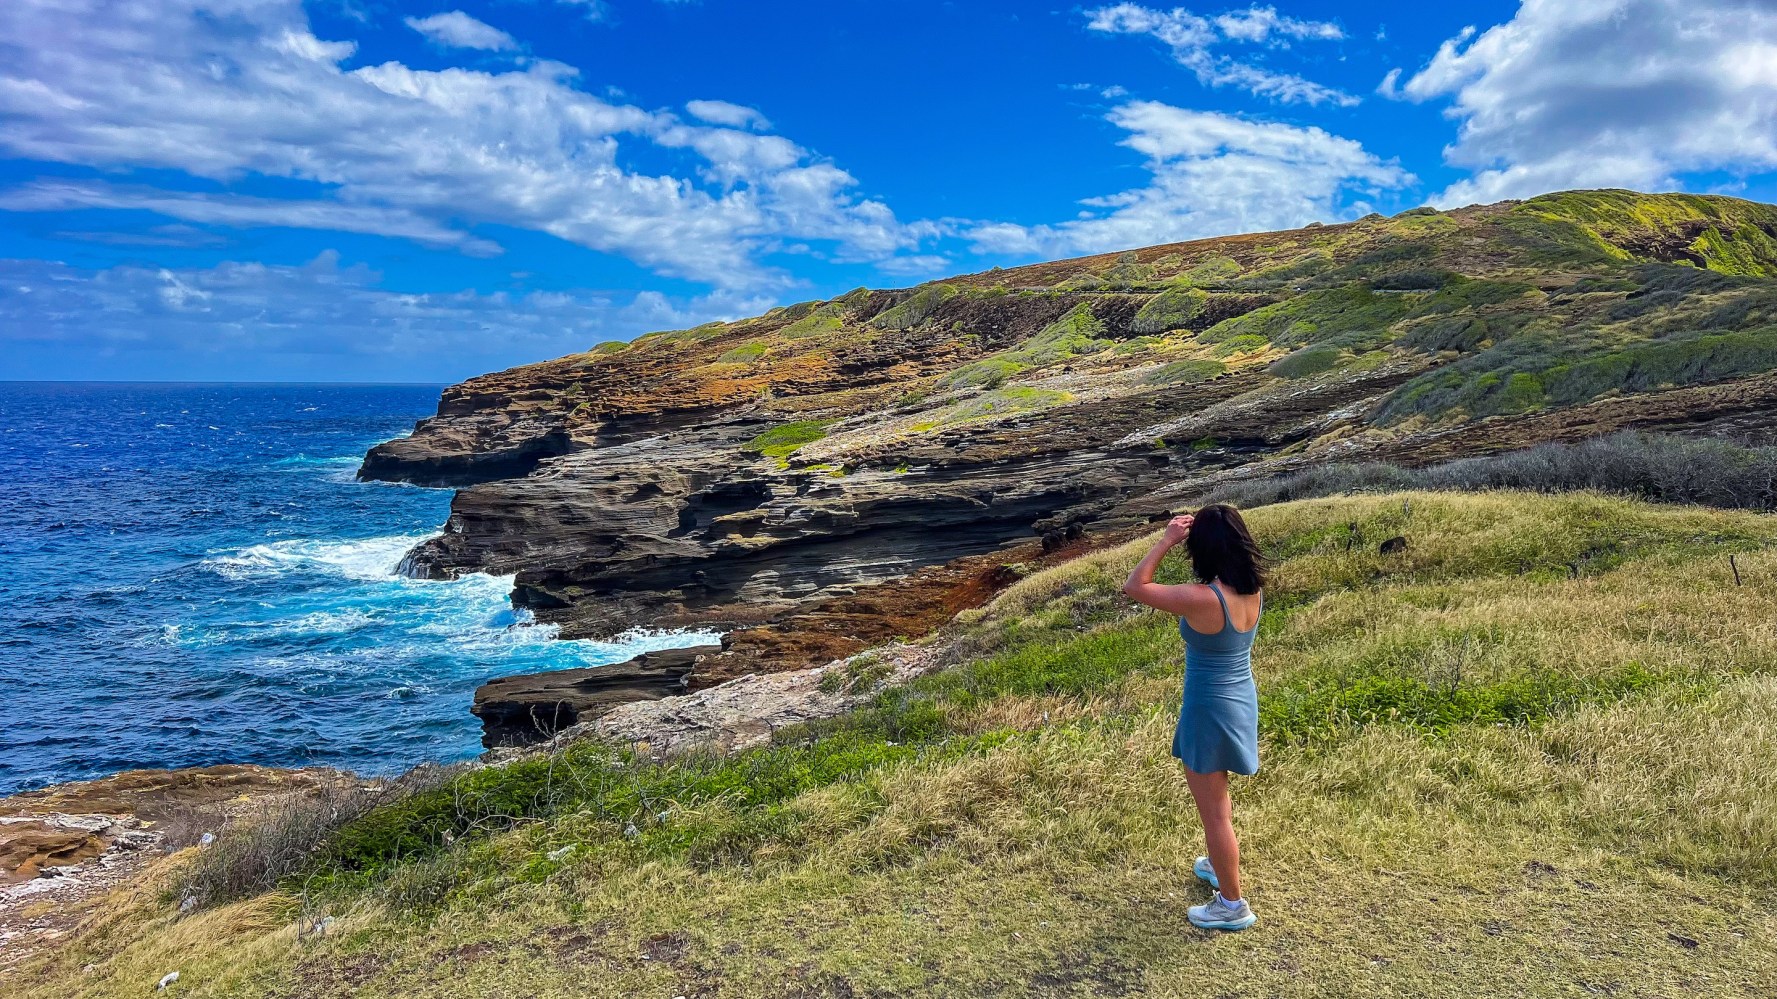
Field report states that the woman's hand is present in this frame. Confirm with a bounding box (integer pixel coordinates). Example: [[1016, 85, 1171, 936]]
[[1163, 515, 1193, 546]]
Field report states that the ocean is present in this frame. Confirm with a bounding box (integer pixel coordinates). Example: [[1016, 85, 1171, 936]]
[[0, 383, 709, 796]]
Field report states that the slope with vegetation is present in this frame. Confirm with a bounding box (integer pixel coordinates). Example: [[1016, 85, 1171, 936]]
[[14, 489, 1777, 997], [358, 191, 1777, 695]]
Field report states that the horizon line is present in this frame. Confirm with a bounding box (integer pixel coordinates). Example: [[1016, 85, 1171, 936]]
[[0, 379, 451, 387]]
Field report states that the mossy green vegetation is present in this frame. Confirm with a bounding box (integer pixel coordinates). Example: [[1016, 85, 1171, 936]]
[[779, 303, 847, 338], [919, 387, 1074, 428], [939, 303, 1114, 390], [1268, 345, 1343, 379], [742, 420, 830, 460], [1142, 358, 1226, 385], [28, 492, 1777, 998], [1130, 286, 1208, 334], [1201, 283, 1419, 353], [1501, 190, 1777, 275], [716, 342, 768, 363], [869, 284, 959, 330], [1177, 254, 1243, 285]]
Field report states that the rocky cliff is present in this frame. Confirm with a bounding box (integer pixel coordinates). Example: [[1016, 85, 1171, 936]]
[[363, 190, 1777, 690]]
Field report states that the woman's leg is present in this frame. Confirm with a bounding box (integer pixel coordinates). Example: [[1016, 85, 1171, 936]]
[[1184, 767, 1242, 901]]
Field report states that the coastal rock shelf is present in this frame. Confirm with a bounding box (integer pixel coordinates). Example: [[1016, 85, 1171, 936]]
[[362, 191, 1777, 702], [471, 644, 722, 748]]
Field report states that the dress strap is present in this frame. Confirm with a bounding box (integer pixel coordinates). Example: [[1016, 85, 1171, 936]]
[[1207, 582, 1233, 633]]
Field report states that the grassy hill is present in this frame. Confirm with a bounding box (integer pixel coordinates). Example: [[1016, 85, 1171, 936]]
[[19, 489, 1777, 998]]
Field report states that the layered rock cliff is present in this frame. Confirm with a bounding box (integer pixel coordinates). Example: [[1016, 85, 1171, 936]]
[[363, 190, 1777, 688]]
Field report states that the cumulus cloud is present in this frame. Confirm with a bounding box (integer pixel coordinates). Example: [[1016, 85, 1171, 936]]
[[0, 0, 932, 289], [1390, 0, 1777, 206], [0, 252, 771, 366], [967, 101, 1410, 259], [404, 11, 519, 51], [1086, 4, 1357, 107]]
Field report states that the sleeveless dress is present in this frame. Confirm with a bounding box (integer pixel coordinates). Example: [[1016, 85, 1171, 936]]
[[1172, 584, 1262, 775]]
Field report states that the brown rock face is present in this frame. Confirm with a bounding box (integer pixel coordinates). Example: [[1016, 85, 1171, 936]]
[[362, 191, 1777, 696]]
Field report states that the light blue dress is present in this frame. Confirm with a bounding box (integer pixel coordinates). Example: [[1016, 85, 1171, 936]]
[[1173, 583, 1261, 775]]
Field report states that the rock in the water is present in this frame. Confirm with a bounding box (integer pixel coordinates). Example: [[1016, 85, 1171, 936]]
[[471, 644, 723, 748]]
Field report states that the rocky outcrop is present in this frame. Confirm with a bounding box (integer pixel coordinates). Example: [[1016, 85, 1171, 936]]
[[471, 644, 723, 747], [570, 643, 939, 759], [363, 190, 1777, 701]]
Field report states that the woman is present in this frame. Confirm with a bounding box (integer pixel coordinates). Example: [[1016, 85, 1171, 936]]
[[1122, 504, 1265, 932]]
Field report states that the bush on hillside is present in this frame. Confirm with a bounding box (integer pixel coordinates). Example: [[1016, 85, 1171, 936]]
[[177, 767, 454, 909]]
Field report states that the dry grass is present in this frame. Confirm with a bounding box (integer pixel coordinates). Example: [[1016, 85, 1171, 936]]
[[13, 490, 1777, 998]]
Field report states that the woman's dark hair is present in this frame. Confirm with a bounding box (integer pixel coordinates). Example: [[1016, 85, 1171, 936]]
[[1185, 503, 1267, 594]]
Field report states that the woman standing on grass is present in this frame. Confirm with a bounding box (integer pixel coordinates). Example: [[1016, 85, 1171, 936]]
[[1123, 504, 1266, 932]]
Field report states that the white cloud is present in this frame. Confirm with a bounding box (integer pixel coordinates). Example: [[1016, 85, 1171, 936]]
[[1086, 4, 1357, 107], [967, 101, 1410, 259], [875, 254, 953, 276], [1393, 0, 1777, 206], [0, 180, 503, 255], [1213, 7, 1343, 43], [404, 12, 519, 52], [685, 99, 771, 130], [0, 0, 931, 289], [0, 252, 770, 362]]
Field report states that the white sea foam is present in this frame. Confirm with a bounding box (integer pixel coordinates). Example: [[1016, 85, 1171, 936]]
[[204, 534, 434, 582]]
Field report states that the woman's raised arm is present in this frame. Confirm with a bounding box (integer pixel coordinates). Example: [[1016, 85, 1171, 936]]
[[1122, 515, 1199, 616]]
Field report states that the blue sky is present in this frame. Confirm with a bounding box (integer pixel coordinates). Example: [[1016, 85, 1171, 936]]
[[3, 0, 1776, 382]]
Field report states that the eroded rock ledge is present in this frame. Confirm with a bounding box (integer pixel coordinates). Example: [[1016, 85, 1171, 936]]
[[471, 644, 722, 748]]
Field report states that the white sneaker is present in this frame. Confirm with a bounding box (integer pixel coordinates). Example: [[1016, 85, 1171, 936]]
[[1192, 856, 1220, 890], [1188, 891, 1257, 931]]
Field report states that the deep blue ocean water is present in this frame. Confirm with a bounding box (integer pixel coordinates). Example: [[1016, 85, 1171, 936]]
[[0, 383, 709, 796]]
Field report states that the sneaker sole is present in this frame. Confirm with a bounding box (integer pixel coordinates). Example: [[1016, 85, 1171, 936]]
[[1193, 861, 1219, 890], [1188, 912, 1257, 932]]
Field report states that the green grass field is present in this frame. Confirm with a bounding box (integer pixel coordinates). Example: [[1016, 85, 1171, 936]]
[[18, 491, 1777, 998]]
